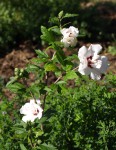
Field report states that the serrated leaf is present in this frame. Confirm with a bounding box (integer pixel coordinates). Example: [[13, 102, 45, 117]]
[[6, 76, 18, 86], [7, 83, 25, 93], [44, 63, 57, 72], [35, 50, 48, 58], [14, 128, 27, 135], [40, 143, 57, 150], [20, 144, 27, 150], [41, 26, 54, 43], [63, 13, 78, 19], [26, 64, 40, 72], [65, 54, 78, 61], [49, 26, 61, 35], [49, 17, 59, 25], [64, 70, 78, 80]]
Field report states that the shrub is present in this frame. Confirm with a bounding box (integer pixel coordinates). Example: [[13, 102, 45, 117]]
[[0, 11, 115, 150]]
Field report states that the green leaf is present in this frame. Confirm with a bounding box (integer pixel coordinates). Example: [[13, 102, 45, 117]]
[[35, 50, 48, 58], [26, 64, 40, 72], [49, 17, 59, 25], [52, 43, 66, 66], [44, 63, 58, 72], [56, 81, 66, 85], [48, 26, 61, 35], [41, 26, 54, 43], [65, 54, 78, 61], [40, 143, 57, 150], [64, 70, 78, 80], [58, 10, 63, 19], [14, 128, 27, 135], [6, 76, 18, 86], [20, 144, 27, 150], [63, 13, 78, 19], [6, 83, 25, 93]]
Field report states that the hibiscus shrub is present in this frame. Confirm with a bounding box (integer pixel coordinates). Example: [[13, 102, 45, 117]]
[[0, 11, 116, 150]]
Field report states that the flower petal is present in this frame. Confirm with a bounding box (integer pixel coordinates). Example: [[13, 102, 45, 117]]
[[78, 63, 91, 75], [91, 59, 102, 69], [60, 28, 68, 35], [78, 46, 88, 59], [99, 56, 109, 73], [89, 44, 102, 55], [22, 115, 31, 122], [90, 69, 101, 80], [69, 26, 79, 37]]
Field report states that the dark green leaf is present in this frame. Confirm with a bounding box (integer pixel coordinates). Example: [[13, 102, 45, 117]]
[[20, 144, 27, 150], [41, 26, 54, 43], [40, 143, 57, 150], [44, 63, 58, 72], [64, 70, 78, 80], [63, 13, 78, 19], [35, 50, 48, 58], [6, 83, 25, 93]]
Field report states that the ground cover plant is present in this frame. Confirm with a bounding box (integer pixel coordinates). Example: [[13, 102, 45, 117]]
[[0, 11, 116, 150]]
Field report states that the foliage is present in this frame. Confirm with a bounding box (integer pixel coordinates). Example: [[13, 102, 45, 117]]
[[0, 0, 81, 50], [0, 11, 116, 150], [1, 0, 115, 50], [107, 45, 116, 56]]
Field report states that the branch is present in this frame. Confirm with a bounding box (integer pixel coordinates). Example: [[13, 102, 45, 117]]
[[54, 66, 79, 84]]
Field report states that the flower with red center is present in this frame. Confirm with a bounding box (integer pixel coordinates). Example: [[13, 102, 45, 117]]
[[20, 99, 43, 122], [78, 44, 109, 80]]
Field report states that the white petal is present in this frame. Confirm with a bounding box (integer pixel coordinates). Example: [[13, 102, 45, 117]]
[[36, 99, 41, 104], [61, 36, 77, 47], [91, 60, 102, 69], [78, 46, 88, 59], [78, 63, 91, 75], [30, 100, 35, 104], [20, 103, 30, 115], [69, 26, 79, 37], [99, 56, 109, 73], [89, 44, 102, 55], [92, 54, 100, 61], [90, 69, 101, 80], [60, 28, 67, 35], [37, 112, 42, 119], [37, 105, 43, 113], [70, 37, 77, 47], [22, 115, 31, 122], [61, 38, 70, 47]]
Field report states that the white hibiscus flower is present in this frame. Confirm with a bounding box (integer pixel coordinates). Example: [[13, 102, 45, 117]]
[[20, 99, 43, 123], [61, 26, 79, 47], [78, 44, 109, 80]]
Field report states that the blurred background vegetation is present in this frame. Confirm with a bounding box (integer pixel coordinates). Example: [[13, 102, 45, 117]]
[[0, 0, 115, 53]]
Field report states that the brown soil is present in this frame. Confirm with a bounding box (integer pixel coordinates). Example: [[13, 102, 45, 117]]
[[0, 42, 115, 82], [0, 41, 36, 83], [0, 41, 115, 100]]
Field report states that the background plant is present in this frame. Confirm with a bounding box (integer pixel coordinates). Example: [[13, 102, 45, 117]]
[[0, 0, 115, 51]]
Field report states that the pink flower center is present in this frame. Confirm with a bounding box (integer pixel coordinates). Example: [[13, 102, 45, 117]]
[[87, 56, 93, 68]]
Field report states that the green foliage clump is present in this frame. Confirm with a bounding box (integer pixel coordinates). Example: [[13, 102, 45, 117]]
[[45, 76, 116, 150]]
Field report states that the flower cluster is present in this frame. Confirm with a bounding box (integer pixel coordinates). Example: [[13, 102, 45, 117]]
[[61, 26, 79, 47], [61, 26, 109, 80], [20, 99, 43, 122]]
